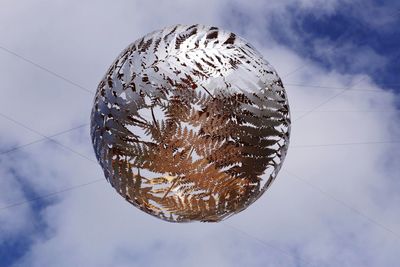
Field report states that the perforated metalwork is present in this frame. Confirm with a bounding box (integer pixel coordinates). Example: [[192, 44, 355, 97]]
[[91, 24, 290, 222]]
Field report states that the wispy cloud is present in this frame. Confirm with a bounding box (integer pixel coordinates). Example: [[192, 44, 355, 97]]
[[1, 0, 399, 266]]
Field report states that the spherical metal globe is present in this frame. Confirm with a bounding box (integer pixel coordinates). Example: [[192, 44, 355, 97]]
[[91, 24, 290, 222]]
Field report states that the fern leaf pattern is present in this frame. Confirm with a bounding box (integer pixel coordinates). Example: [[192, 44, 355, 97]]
[[91, 24, 291, 222]]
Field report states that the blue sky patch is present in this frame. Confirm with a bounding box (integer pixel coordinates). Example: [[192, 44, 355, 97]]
[[268, 2, 400, 90]]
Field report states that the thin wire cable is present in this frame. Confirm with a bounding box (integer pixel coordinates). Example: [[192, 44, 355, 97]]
[[0, 45, 94, 95], [0, 179, 104, 210], [291, 140, 400, 148], [1, 15, 399, 260], [284, 169, 400, 241], [282, 11, 400, 123], [224, 223, 315, 266], [0, 112, 316, 265], [292, 110, 395, 113], [5, 111, 396, 247], [1, 100, 399, 261], [286, 83, 395, 92], [0, 67, 397, 159], [1, 119, 398, 164], [2, 109, 399, 241], [0, 112, 96, 164], [292, 76, 368, 122], [0, 110, 312, 266], [0, 123, 89, 156], [0, 62, 398, 246]]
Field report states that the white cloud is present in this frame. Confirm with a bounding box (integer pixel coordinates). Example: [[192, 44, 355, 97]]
[[1, 0, 399, 266]]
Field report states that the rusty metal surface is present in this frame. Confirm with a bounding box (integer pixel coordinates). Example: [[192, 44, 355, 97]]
[[90, 24, 291, 222]]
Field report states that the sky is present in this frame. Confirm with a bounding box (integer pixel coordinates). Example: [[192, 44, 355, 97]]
[[0, 0, 399, 266]]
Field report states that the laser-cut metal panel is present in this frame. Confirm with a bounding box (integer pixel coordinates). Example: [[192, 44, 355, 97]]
[[90, 24, 291, 222]]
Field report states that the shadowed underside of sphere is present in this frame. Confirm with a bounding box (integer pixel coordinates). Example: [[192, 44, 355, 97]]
[[90, 24, 290, 222]]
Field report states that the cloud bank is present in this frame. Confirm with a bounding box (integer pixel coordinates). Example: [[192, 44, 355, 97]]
[[1, 0, 399, 266]]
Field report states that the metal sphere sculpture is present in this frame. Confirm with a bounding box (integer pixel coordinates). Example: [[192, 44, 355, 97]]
[[91, 24, 290, 222]]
